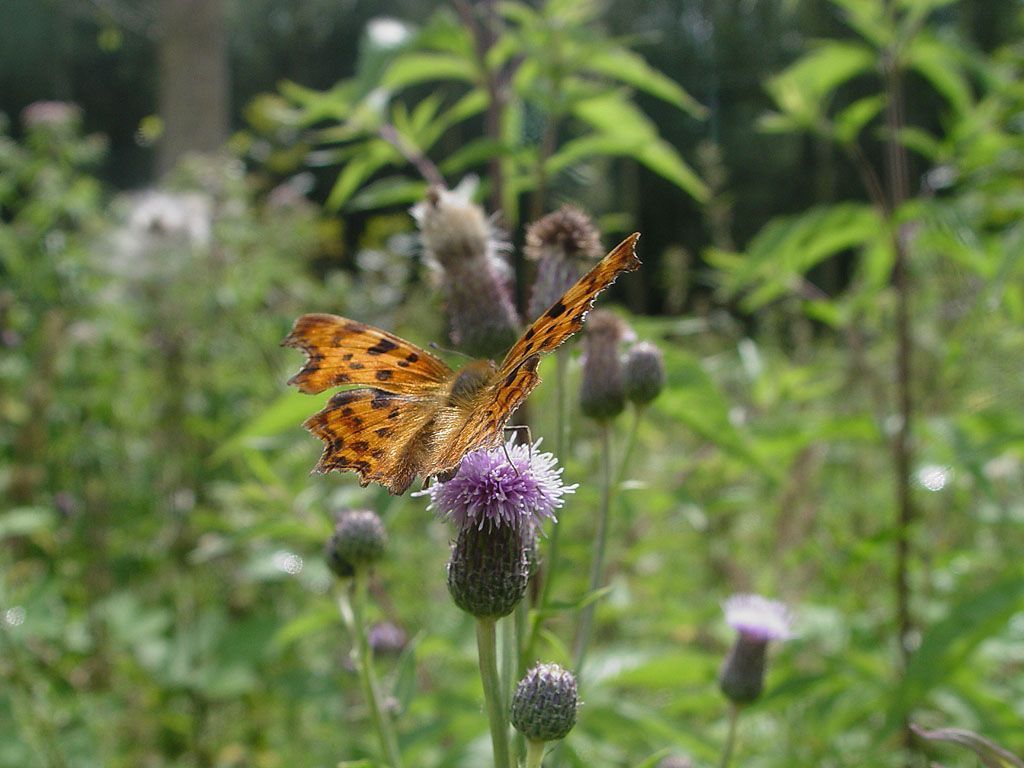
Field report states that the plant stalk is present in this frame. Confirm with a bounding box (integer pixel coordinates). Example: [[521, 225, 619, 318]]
[[341, 571, 403, 768], [718, 703, 740, 768], [525, 739, 547, 768], [476, 618, 513, 768]]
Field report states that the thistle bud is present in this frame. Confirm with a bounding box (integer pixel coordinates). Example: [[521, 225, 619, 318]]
[[447, 524, 529, 619], [368, 621, 407, 657], [411, 180, 520, 359], [510, 663, 579, 743], [623, 341, 666, 406], [578, 310, 629, 421], [325, 510, 388, 577], [718, 594, 792, 705], [525, 206, 602, 321]]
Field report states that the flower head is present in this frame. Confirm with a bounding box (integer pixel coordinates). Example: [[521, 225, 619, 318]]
[[722, 593, 793, 642], [525, 206, 602, 320], [324, 510, 388, 577], [417, 439, 576, 532], [511, 662, 579, 743], [447, 523, 530, 618]]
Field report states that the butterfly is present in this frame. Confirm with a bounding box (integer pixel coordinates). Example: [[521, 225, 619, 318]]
[[283, 232, 641, 494]]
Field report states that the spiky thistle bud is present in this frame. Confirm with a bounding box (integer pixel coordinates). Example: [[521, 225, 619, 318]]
[[578, 310, 630, 421], [623, 341, 666, 407], [718, 594, 792, 705], [325, 510, 388, 577], [411, 179, 520, 359], [510, 663, 579, 743], [525, 206, 602, 321], [447, 524, 529, 619]]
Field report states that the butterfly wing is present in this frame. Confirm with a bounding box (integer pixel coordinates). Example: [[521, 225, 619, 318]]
[[283, 313, 451, 395], [303, 387, 441, 495], [498, 233, 641, 377]]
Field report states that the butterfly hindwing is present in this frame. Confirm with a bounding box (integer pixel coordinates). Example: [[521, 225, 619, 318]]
[[498, 233, 641, 376], [303, 387, 439, 494], [283, 313, 451, 395]]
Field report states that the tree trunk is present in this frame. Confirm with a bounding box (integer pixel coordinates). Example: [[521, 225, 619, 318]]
[[156, 0, 229, 176]]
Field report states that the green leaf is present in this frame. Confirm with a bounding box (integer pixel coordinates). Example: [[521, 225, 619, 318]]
[[326, 139, 400, 210], [891, 571, 1024, 727], [381, 52, 477, 91], [834, 95, 885, 144], [214, 389, 331, 463], [272, 604, 339, 649], [911, 725, 1024, 768], [0, 507, 56, 540], [765, 41, 876, 129], [581, 46, 707, 118], [347, 176, 427, 211], [906, 34, 974, 114]]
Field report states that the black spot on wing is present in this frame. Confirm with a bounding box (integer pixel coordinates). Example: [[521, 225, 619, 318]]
[[367, 338, 399, 355], [376, 370, 392, 382], [546, 301, 567, 318]]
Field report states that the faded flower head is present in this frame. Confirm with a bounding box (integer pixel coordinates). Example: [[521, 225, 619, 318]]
[[579, 310, 631, 421], [417, 438, 576, 532], [526, 205, 602, 321], [510, 662, 579, 743], [723, 594, 792, 642], [719, 593, 792, 705], [411, 178, 520, 358]]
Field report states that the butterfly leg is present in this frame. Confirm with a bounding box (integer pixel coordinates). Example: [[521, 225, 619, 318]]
[[501, 439, 521, 476]]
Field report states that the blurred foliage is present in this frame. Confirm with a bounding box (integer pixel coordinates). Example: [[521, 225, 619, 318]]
[[2, 1, 1024, 768]]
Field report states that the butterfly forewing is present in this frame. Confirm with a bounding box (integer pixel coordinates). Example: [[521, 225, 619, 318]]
[[283, 313, 451, 395], [498, 233, 641, 377]]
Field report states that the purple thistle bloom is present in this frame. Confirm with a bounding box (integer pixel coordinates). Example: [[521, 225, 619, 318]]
[[722, 593, 793, 642], [416, 439, 576, 532]]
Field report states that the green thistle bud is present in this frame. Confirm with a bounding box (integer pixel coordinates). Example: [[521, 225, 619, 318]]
[[325, 510, 387, 577], [525, 206, 602, 320], [446, 524, 529, 619], [623, 341, 666, 406], [578, 310, 629, 421], [510, 662, 579, 743]]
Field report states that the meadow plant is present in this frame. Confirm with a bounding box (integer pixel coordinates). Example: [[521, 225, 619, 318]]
[[511, 662, 579, 768]]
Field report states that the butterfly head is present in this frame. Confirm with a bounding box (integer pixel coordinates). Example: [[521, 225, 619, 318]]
[[448, 359, 498, 406]]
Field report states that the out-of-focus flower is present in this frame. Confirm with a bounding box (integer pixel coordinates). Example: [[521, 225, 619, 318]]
[[325, 510, 388, 578], [656, 757, 693, 768], [510, 663, 579, 743], [368, 621, 407, 657], [416, 438, 575, 532], [411, 179, 520, 358], [719, 594, 793, 704], [579, 310, 630, 421], [21, 101, 81, 132], [525, 206, 602, 320], [446, 524, 529, 619], [623, 341, 666, 407]]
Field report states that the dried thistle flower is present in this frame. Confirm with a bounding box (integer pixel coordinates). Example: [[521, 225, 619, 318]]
[[411, 179, 520, 358], [525, 206, 602, 321]]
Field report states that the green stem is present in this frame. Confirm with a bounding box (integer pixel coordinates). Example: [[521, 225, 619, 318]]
[[476, 618, 513, 768], [342, 571, 403, 768], [522, 347, 571, 674], [526, 739, 547, 768], [614, 405, 643, 491], [718, 703, 740, 768], [500, 614, 517, 711], [573, 420, 613, 675]]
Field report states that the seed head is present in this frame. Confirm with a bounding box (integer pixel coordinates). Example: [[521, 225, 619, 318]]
[[525, 206, 602, 321], [510, 663, 579, 743]]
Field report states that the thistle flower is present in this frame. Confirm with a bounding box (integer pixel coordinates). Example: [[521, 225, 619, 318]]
[[656, 757, 693, 768], [325, 510, 388, 577], [718, 594, 792, 705], [510, 663, 579, 743], [623, 341, 667, 406], [525, 206, 602, 320], [416, 438, 576, 532], [578, 310, 630, 421], [368, 621, 407, 657], [447, 523, 530, 619], [411, 179, 520, 359]]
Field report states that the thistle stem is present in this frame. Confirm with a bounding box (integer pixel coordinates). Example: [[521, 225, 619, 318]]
[[614, 405, 643, 491], [573, 420, 613, 675], [340, 572, 403, 768], [525, 739, 547, 768], [476, 618, 513, 768], [718, 703, 740, 768], [500, 614, 517, 711]]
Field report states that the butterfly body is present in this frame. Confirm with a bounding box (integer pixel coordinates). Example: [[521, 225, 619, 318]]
[[284, 233, 640, 494]]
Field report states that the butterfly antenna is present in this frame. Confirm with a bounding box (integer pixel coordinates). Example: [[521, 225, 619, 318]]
[[429, 341, 473, 360]]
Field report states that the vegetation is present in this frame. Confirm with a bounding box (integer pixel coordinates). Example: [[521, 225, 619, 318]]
[[2, 1, 1023, 767]]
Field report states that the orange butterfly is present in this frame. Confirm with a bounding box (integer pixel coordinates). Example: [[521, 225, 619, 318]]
[[283, 232, 641, 494]]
